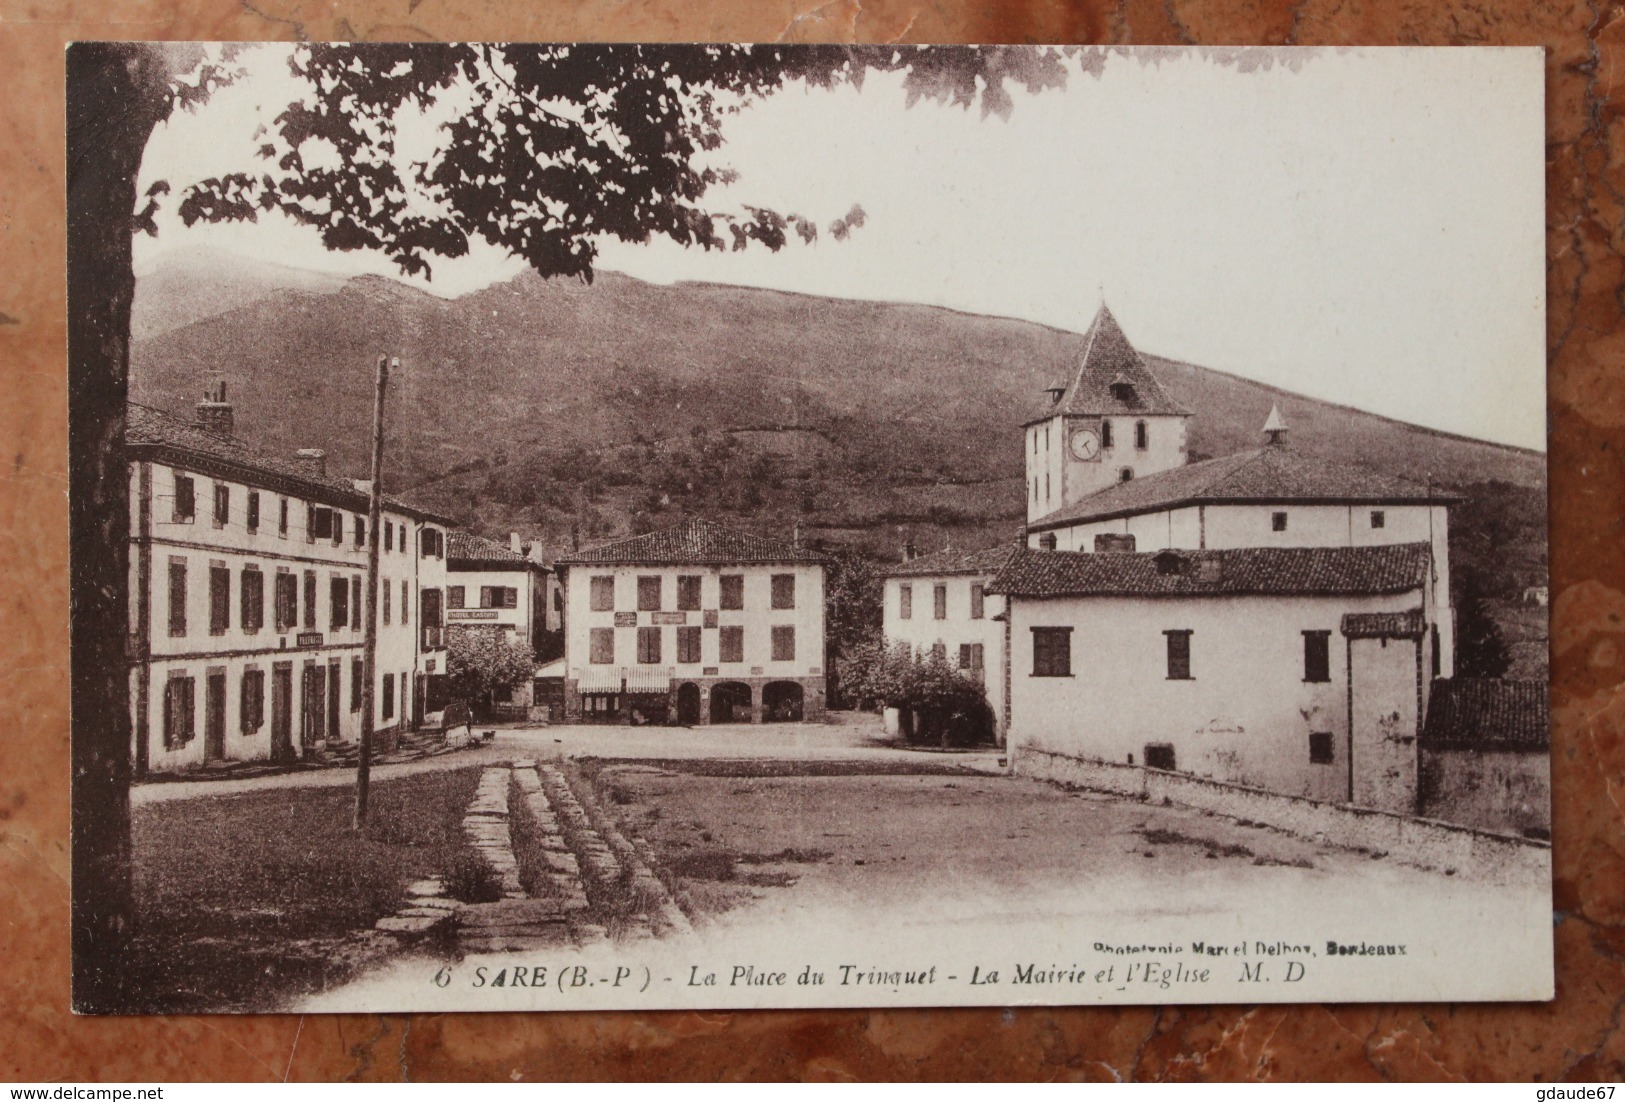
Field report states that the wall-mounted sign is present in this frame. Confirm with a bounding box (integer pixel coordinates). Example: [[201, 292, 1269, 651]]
[[614, 612, 638, 627], [809, 666, 822, 676], [652, 611, 687, 625], [703, 610, 718, 628], [448, 610, 499, 620], [750, 666, 763, 676], [425, 659, 437, 673], [296, 632, 323, 648], [702, 667, 718, 676]]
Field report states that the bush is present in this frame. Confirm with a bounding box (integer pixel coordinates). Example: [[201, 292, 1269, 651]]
[[837, 641, 993, 748], [443, 849, 502, 904]]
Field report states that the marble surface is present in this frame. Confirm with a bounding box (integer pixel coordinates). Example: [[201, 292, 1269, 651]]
[[1, 0, 1621, 1082]]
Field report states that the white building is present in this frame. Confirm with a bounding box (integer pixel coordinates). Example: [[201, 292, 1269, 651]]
[[880, 543, 1019, 744], [125, 392, 453, 774], [989, 542, 1440, 810], [555, 518, 827, 725], [1024, 307, 1457, 677], [444, 530, 559, 714]]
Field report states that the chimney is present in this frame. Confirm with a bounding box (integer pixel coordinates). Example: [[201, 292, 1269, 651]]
[[571, 522, 581, 552], [510, 531, 522, 555], [1038, 532, 1058, 552], [903, 540, 917, 562], [194, 380, 234, 437], [793, 520, 803, 549], [293, 448, 327, 478], [1094, 533, 1137, 554]]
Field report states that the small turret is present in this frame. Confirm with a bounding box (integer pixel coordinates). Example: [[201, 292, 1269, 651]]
[[1263, 404, 1289, 447]]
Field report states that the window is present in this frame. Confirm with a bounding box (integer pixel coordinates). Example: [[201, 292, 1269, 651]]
[[1031, 627, 1072, 676], [351, 576, 361, 630], [720, 625, 744, 664], [677, 575, 702, 611], [173, 474, 195, 523], [332, 512, 344, 545], [482, 586, 517, 609], [278, 497, 289, 537], [1135, 420, 1149, 450], [310, 505, 334, 542], [167, 558, 187, 637], [1119, 468, 1134, 483], [959, 643, 984, 670], [302, 571, 317, 630], [899, 583, 912, 620], [401, 580, 409, 623], [590, 576, 615, 611], [930, 642, 947, 663], [163, 673, 195, 748], [1303, 630, 1331, 683], [637, 576, 662, 611], [240, 668, 265, 734], [448, 585, 466, 610], [677, 626, 702, 664], [385, 521, 393, 552], [382, 673, 394, 720], [589, 627, 615, 665], [383, 579, 391, 625], [720, 574, 744, 610], [246, 491, 260, 534], [933, 583, 947, 620], [1370, 510, 1386, 529], [350, 658, 362, 711], [970, 583, 985, 620], [355, 517, 366, 549], [1101, 421, 1114, 449], [241, 566, 264, 633], [208, 564, 230, 636], [1165, 630, 1193, 680], [771, 625, 795, 662], [637, 626, 662, 664], [212, 483, 229, 527], [330, 576, 349, 630], [1309, 732, 1335, 765], [1144, 743, 1177, 771], [1272, 511, 1288, 532], [274, 571, 297, 632], [771, 573, 796, 610]]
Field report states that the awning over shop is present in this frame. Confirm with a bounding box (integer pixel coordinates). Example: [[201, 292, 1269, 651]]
[[627, 666, 673, 693], [576, 669, 623, 693]]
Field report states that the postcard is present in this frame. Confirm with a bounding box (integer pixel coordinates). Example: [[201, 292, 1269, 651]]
[[66, 42, 1550, 1013]]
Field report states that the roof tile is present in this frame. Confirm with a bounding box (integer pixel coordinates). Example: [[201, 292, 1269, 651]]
[[1421, 679, 1549, 749], [556, 517, 825, 566], [987, 542, 1431, 598]]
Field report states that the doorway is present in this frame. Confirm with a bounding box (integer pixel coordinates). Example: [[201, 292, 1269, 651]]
[[204, 668, 226, 762], [676, 682, 701, 725], [709, 681, 752, 724], [301, 661, 325, 757], [271, 662, 293, 762], [327, 660, 342, 744]]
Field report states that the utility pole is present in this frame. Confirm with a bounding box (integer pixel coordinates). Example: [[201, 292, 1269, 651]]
[[356, 354, 395, 829]]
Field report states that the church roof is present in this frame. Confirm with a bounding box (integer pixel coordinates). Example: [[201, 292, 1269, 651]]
[[1027, 304, 1191, 424], [881, 542, 1022, 579], [1421, 679, 1548, 749], [555, 517, 826, 566], [986, 542, 1431, 599], [1027, 444, 1462, 532]]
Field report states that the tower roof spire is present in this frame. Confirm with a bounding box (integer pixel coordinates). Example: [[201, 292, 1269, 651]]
[[1262, 403, 1289, 446], [1029, 302, 1190, 424]]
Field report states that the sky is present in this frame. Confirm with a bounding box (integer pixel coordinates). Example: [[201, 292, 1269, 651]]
[[134, 45, 1547, 451]]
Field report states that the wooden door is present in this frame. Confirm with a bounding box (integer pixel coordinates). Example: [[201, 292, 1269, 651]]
[[301, 661, 324, 756], [204, 669, 226, 761], [271, 662, 293, 761], [327, 660, 341, 743]]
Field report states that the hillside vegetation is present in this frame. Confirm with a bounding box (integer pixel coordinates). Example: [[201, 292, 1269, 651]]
[[130, 254, 1548, 657]]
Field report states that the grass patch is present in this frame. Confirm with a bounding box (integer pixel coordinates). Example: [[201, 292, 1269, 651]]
[[125, 765, 484, 1013], [1138, 827, 1255, 860]]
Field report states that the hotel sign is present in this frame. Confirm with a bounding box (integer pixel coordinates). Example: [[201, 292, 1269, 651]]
[[296, 632, 323, 648], [614, 612, 638, 627], [449, 610, 499, 621], [652, 611, 688, 625]]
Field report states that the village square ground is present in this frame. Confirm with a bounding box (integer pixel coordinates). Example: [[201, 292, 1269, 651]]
[[125, 714, 1551, 1013]]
